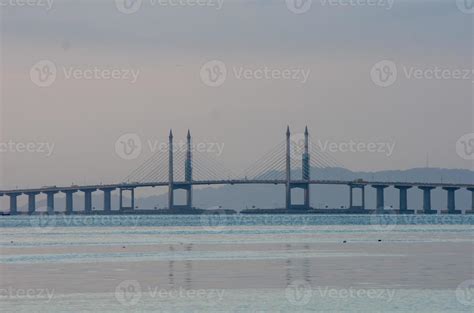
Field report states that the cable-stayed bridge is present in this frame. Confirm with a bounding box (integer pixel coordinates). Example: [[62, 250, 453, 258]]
[[1, 127, 473, 215]]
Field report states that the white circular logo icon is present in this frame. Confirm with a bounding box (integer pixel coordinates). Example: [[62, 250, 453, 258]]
[[290, 133, 308, 161], [457, 0, 474, 14], [285, 280, 312, 306], [29, 214, 57, 233], [115, 133, 142, 160], [30, 60, 57, 87], [115, 280, 142, 306], [369, 211, 398, 232], [456, 133, 474, 160], [200, 60, 227, 87], [286, 0, 312, 14], [200, 210, 228, 232], [370, 60, 397, 87], [456, 279, 474, 306], [115, 0, 142, 14]]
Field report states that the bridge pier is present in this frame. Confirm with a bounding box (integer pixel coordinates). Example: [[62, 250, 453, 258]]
[[285, 126, 311, 211], [44, 191, 58, 214], [7, 193, 21, 215], [441, 187, 460, 214], [394, 186, 414, 214], [80, 189, 96, 213], [168, 130, 174, 210], [25, 192, 40, 214], [119, 188, 135, 211], [63, 190, 77, 214], [185, 130, 193, 209], [467, 188, 474, 214], [418, 186, 436, 214], [372, 185, 388, 214], [349, 185, 365, 211], [100, 188, 115, 212]]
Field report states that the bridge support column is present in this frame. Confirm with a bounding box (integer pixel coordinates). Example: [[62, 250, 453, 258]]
[[442, 187, 460, 214], [394, 186, 414, 214], [44, 191, 58, 215], [100, 188, 115, 212], [418, 186, 436, 214], [372, 185, 388, 214], [80, 189, 96, 213], [285, 126, 291, 210], [467, 188, 474, 214], [168, 130, 174, 210], [302, 126, 310, 210], [8, 193, 21, 215], [349, 185, 365, 212], [119, 188, 135, 211], [63, 190, 77, 214], [26, 192, 40, 214], [185, 130, 193, 209]]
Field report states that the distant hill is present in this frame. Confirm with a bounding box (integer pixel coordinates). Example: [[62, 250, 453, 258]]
[[17, 167, 473, 213]]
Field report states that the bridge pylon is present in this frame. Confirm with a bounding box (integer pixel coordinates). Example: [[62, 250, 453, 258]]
[[168, 129, 193, 210], [286, 126, 311, 211]]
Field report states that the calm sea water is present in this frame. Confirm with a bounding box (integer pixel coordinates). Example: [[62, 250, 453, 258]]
[[1, 215, 473, 312]]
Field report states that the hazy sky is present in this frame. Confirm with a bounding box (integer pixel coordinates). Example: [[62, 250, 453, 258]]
[[0, 0, 472, 189]]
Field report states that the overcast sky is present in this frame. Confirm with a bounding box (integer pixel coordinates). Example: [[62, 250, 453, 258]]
[[0, 0, 472, 189]]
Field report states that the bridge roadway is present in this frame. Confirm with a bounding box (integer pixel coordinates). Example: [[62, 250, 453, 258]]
[[0, 179, 473, 194]]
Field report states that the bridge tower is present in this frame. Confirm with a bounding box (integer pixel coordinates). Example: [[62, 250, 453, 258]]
[[168, 130, 174, 209], [168, 129, 193, 210], [302, 126, 311, 208], [286, 126, 311, 211], [185, 130, 193, 208], [285, 126, 291, 210]]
